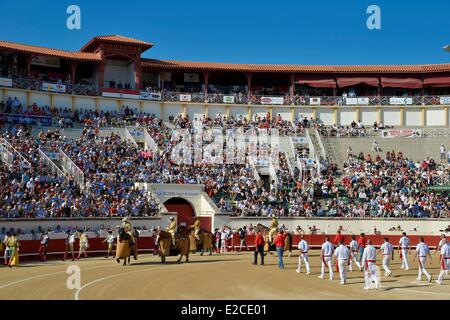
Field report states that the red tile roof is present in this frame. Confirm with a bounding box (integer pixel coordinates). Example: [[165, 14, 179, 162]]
[[141, 59, 450, 74], [0, 40, 101, 61], [80, 35, 153, 52]]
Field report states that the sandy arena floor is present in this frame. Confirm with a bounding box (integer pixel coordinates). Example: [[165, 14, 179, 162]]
[[0, 251, 449, 300]]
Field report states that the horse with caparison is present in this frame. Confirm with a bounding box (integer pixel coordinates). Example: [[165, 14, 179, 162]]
[[115, 227, 138, 266], [154, 226, 190, 263], [188, 227, 214, 255]]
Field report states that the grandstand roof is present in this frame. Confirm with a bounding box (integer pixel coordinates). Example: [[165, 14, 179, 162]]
[[0, 40, 101, 61], [80, 35, 153, 52], [0, 36, 449, 73], [141, 59, 450, 73]]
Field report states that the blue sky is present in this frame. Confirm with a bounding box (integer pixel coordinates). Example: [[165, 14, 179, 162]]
[[0, 0, 449, 65]]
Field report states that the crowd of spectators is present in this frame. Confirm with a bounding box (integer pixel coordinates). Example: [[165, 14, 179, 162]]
[[337, 151, 449, 218], [0, 102, 448, 220]]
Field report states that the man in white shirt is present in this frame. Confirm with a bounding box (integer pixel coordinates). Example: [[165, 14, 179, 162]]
[[413, 238, 432, 282], [296, 234, 310, 274], [435, 236, 448, 277], [435, 241, 450, 285], [379, 237, 393, 277], [362, 239, 380, 290], [349, 235, 360, 271], [398, 232, 411, 270], [318, 236, 334, 280], [439, 144, 446, 163], [334, 240, 350, 284]]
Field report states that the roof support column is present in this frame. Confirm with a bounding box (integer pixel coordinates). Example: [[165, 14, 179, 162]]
[[290, 74, 295, 105], [159, 70, 165, 91], [70, 62, 78, 85], [203, 71, 209, 103], [26, 54, 32, 77], [97, 60, 105, 89], [134, 54, 142, 90], [246, 73, 253, 102]]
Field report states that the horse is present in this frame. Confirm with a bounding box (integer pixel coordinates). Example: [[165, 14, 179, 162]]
[[154, 226, 190, 263], [115, 227, 136, 266], [256, 224, 291, 255], [188, 228, 214, 256]]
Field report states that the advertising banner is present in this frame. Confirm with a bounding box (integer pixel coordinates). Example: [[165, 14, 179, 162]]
[[309, 97, 321, 105], [42, 82, 66, 93], [440, 96, 450, 105], [223, 95, 235, 104], [179, 94, 192, 102], [260, 96, 284, 105], [389, 97, 413, 105], [140, 92, 162, 100], [345, 97, 369, 105], [0, 113, 52, 127], [0, 77, 13, 87], [381, 129, 422, 138], [102, 88, 140, 99]]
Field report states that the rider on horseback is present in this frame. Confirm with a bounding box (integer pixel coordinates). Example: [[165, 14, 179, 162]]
[[190, 218, 201, 241], [121, 217, 135, 246], [167, 217, 177, 247], [268, 214, 279, 243]]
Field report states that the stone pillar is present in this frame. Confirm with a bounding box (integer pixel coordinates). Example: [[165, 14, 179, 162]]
[[203, 71, 209, 102], [70, 62, 78, 84], [134, 54, 142, 90], [246, 73, 253, 102]]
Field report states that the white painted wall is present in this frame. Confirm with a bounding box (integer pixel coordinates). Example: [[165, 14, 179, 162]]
[[405, 108, 421, 126], [187, 105, 206, 120], [0, 215, 176, 236], [75, 97, 96, 111], [383, 108, 401, 126], [1, 88, 449, 128], [296, 107, 313, 120], [272, 107, 291, 121], [53, 95, 72, 109], [104, 59, 135, 87], [208, 105, 227, 119], [252, 106, 270, 120], [29, 92, 51, 107], [317, 108, 334, 125], [98, 98, 118, 112], [4, 89, 26, 106], [361, 108, 378, 125], [219, 217, 449, 236], [164, 104, 183, 121], [142, 102, 161, 118], [426, 108, 444, 126], [229, 106, 248, 119], [339, 109, 356, 125]]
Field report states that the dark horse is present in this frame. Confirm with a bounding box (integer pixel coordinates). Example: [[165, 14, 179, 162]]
[[116, 227, 137, 266]]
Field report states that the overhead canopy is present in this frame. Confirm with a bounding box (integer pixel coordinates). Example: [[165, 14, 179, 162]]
[[423, 75, 450, 87], [295, 76, 336, 88], [381, 77, 423, 89], [337, 77, 379, 88]]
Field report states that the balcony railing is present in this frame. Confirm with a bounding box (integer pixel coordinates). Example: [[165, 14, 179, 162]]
[[2, 76, 449, 107]]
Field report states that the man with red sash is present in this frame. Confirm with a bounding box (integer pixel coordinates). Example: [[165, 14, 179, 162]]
[[318, 236, 334, 280], [413, 238, 432, 282], [362, 239, 380, 290], [435, 240, 449, 285]]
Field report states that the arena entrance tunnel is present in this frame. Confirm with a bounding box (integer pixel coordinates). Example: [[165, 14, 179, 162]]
[[163, 197, 212, 231]]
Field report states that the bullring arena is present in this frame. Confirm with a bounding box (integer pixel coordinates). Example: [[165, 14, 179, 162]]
[[1, 242, 450, 300], [0, 33, 449, 300]]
